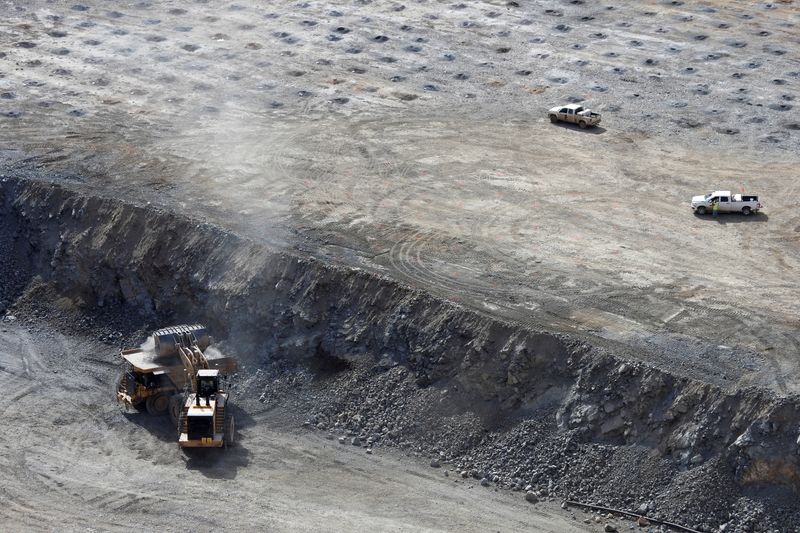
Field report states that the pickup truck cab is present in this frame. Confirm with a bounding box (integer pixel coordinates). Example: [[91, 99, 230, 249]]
[[691, 190, 762, 216], [548, 104, 602, 128]]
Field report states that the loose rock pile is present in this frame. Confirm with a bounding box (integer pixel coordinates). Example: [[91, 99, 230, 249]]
[[242, 358, 800, 533]]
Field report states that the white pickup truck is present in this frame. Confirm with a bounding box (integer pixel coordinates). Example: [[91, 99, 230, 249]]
[[690, 191, 762, 216], [548, 104, 602, 128]]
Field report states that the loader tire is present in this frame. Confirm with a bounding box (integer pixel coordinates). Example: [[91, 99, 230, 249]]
[[146, 393, 170, 415], [169, 395, 182, 426]]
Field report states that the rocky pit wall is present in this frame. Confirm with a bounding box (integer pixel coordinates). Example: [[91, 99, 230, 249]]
[[2, 176, 799, 531]]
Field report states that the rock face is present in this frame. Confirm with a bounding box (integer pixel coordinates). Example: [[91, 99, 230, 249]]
[[2, 178, 800, 530]]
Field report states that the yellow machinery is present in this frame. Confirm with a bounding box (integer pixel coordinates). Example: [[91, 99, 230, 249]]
[[116, 325, 237, 430], [178, 368, 235, 448]]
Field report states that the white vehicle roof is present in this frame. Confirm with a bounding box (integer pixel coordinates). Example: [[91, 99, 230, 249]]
[[710, 190, 732, 197], [550, 103, 586, 111]]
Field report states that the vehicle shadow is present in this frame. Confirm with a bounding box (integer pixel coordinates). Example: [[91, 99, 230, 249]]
[[693, 212, 769, 223], [122, 409, 178, 443], [550, 121, 607, 134], [183, 441, 251, 479]]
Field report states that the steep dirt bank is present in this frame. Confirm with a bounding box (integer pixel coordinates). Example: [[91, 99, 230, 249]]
[[1, 176, 799, 531]]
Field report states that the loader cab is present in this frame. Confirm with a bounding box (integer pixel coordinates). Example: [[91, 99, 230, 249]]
[[195, 369, 220, 406]]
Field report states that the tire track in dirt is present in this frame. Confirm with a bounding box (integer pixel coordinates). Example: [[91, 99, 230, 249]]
[[387, 228, 524, 301], [0, 327, 198, 530]]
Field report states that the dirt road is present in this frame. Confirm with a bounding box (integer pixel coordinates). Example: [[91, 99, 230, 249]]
[[0, 323, 590, 532]]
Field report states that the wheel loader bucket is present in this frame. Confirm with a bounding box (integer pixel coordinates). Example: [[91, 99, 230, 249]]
[[153, 324, 211, 358]]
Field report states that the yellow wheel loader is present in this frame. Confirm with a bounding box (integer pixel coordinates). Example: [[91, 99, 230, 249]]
[[178, 368, 235, 448]]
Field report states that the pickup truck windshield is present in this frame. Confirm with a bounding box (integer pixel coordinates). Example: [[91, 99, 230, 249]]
[[704, 193, 712, 200]]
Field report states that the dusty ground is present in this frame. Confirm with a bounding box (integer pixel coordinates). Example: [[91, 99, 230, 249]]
[[1, 0, 800, 530], [1, 0, 799, 395], [0, 322, 592, 532]]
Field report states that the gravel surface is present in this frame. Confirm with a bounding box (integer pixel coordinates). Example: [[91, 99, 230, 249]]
[[2, 1, 800, 531], [244, 356, 800, 532]]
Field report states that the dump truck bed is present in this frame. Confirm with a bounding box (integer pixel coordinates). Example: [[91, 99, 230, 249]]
[[121, 348, 238, 374]]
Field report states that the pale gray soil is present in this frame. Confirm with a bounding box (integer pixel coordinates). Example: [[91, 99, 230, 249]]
[[1, 0, 799, 394], [1, 0, 800, 531]]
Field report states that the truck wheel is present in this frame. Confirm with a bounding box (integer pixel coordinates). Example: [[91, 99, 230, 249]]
[[225, 416, 235, 449], [579, 121, 587, 129], [741, 206, 751, 216], [145, 393, 170, 415], [169, 395, 182, 426], [549, 114, 558, 123], [696, 206, 707, 215]]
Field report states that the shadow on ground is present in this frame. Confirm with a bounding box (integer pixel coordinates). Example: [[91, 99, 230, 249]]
[[549, 122, 607, 134], [693, 212, 769, 223], [123, 410, 177, 443], [183, 442, 251, 479]]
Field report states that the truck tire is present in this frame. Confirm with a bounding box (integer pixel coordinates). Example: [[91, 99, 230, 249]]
[[169, 395, 183, 426], [696, 206, 707, 215], [741, 206, 751, 216], [549, 114, 558, 123], [146, 393, 170, 415], [579, 120, 587, 129]]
